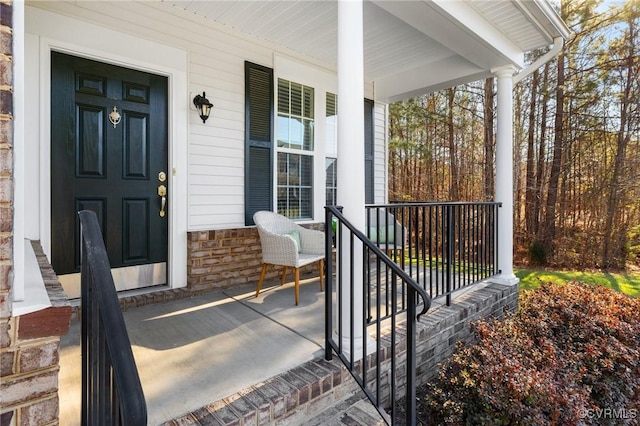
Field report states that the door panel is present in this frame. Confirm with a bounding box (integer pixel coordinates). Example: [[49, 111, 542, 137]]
[[51, 52, 168, 296], [122, 198, 150, 262], [124, 112, 149, 179], [76, 105, 106, 177]]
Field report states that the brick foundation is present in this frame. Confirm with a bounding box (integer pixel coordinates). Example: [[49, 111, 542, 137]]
[[187, 223, 324, 292]]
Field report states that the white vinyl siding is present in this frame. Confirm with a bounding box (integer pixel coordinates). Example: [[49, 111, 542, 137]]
[[373, 102, 388, 203]]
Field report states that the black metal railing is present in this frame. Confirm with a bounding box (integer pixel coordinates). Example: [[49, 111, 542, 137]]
[[79, 210, 147, 426], [366, 202, 501, 306], [325, 206, 432, 426]]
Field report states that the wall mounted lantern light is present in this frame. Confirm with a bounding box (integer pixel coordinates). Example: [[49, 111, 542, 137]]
[[193, 91, 213, 123]]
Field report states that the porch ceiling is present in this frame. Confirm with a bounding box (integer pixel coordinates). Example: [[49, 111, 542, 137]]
[[165, 0, 568, 102]]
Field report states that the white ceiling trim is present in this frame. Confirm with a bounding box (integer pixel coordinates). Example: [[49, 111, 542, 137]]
[[376, 55, 488, 102], [373, 0, 524, 70]]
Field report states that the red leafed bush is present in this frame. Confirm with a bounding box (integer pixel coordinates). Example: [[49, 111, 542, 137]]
[[417, 282, 640, 425]]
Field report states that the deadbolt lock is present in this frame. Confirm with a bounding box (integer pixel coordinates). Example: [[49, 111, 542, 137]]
[[158, 171, 167, 182]]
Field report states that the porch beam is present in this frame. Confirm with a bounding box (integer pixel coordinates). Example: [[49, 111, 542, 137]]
[[493, 66, 519, 285]]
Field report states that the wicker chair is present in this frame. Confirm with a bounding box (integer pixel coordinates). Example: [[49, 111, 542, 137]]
[[366, 208, 406, 255], [253, 211, 325, 305]]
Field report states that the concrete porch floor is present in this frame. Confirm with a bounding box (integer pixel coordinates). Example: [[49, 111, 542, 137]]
[[59, 273, 328, 426]]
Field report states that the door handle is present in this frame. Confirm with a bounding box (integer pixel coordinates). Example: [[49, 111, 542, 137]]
[[158, 184, 167, 217]]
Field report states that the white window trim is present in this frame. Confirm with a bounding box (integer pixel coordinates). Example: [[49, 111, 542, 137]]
[[276, 78, 315, 220], [273, 55, 336, 223]]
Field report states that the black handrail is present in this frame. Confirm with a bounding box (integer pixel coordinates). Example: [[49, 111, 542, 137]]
[[325, 206, 431, 426], [79, 210, 147, 426]]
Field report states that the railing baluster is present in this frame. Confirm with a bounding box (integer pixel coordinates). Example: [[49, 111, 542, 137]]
[[324, 207, 334, 361], [432, 205, 436, 296], [406, 285, 417, 426]]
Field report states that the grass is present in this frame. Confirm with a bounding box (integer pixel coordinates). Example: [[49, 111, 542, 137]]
[[515, 268, 640, 298], [400, 253, 640, 297]]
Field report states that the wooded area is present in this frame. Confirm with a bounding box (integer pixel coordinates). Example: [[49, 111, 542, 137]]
[[388, 0, 639, 270]]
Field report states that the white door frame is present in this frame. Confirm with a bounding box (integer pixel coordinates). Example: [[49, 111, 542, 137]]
[[31, 12, 188, 291]]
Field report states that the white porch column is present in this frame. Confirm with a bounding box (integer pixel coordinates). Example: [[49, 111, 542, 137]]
[[336, 0, 370, 356], [493, 66, 518, 284]]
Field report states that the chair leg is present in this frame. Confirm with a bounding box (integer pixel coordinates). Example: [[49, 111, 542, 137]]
[[255, 264, 267, 298], [294, 268, 300, 306], [318, 259, 324, 291], [281, 267, 288, 286]]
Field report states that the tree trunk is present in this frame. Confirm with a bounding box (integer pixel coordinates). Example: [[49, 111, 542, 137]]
[[483, 78, 495, 201], [525, 70, 539, 236], [447, 87, 459, 200], [602, 17, 637, 269], [533, 63, 550, 236], [540, 51, 565, 260]]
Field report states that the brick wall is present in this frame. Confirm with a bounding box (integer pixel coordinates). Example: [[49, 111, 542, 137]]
[[0, 0, 16, 423], [187, 223, 324, 292]]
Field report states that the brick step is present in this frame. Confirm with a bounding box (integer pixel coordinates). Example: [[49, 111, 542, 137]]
[[304, 391, 387, 426], [164, 356, 386, 426]]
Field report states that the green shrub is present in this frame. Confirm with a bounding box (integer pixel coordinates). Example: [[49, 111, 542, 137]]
[[419, 282, 640, 425], [628, 225, 640, 264], [528, 240, 547, 266]]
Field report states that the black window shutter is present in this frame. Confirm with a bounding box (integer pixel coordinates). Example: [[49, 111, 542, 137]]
[[364, 98, 374, 204], [245, 61, 274, 226]]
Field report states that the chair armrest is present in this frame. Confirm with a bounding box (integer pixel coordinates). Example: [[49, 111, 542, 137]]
[[258, 230, 300, 266], [298, 227, 325, 255]]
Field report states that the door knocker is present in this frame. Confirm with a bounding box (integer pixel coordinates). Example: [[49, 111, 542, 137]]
[[109, 106, 121, 128]]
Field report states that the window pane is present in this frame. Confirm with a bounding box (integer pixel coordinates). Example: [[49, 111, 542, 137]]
[[277, 188, 288, 214], [278, 79, 289, 113], [299, 187, 312, 218], [276, 78, 314, 152], [277, 152, 313, 219], [291, 117, 304, 149], [303, 119, 314, 150], [326, 92, 337, 156], [278, 153, 288, 185], [325, 157, 337, 206], [277, 115, 289, 148], [303, 87, 314, 118], [300, 155, 312, 186], [290, 82, 302, 116], [326, 92, 337, 116]]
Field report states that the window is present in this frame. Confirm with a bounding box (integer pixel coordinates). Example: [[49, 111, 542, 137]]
[[276, 78, 314, 219], [325, 158, 337, 206], [326, 92, 338, 206], [364, 99, 374, 204], [277, 154, 313, 218]]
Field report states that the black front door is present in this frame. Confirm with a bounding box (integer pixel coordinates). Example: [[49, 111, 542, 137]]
[[51, 52, 168, 295]]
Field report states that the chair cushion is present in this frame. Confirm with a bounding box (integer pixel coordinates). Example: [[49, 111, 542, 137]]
[[285, 230, 302, 253], [368, 225, 395, 244]]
